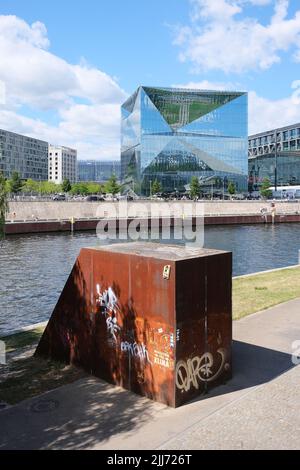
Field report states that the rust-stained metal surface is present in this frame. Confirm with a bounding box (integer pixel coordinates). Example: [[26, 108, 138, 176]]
[[35, 242, 232, 407]]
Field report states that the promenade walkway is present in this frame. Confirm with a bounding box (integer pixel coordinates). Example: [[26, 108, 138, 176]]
[[0, 298, 299, 450]]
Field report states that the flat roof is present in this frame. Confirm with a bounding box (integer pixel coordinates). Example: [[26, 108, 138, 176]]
[[0, 128, 48, 145], [249, 122, 300, 139]]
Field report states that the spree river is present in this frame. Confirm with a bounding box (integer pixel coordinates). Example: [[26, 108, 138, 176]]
[[1, 223, 300, 334]]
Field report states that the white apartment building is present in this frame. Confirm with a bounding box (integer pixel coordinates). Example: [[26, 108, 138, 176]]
[[48, 145, 77, 184]]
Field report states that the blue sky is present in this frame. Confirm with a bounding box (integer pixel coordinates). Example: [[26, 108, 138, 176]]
[[0, 0, 300, 159]]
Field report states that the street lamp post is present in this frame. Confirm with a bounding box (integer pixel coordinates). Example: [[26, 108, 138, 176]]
[[149, 180, 152, 198]]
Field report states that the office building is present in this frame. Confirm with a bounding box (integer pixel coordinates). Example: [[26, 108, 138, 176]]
[[248, 123, 300, 189], [48, 145, 77, 184], [121, 86, 248, 194], [77, 160, 121, 182], [0, 128, 48, 180]]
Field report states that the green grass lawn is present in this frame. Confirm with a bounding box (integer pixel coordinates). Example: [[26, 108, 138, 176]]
[[233, 266, 300, 320], [1, 265, 300, 405], [3, 326, 45, 353]]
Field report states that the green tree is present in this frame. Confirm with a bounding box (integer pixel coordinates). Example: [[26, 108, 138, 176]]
[[86, 182, 102, 195], [0, 172, 8, 239], [22, 179, 39, 193], [190, 176, 201, 199], [70, 182, 89, 195], [151, 179, 162, 195], [260, 177, 272, 199], [8, 171, 23, 194], [228, 181, 236, 196], [40, 181, 61, 194], [62, 179, 72, 193], [104, 174, 121, 195]]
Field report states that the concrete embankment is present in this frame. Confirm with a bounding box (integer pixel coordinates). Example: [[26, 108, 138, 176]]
[[5, 200, 300, 234]]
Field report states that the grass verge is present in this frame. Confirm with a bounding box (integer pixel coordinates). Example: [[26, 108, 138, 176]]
[[233, 266, 300, 320], [0, 326, 85, 405], [0, 356, 86, 405], [3, 326, 45, 353]]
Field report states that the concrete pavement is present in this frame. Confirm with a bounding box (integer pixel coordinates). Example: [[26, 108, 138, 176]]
[[1, 298, 300, 450]]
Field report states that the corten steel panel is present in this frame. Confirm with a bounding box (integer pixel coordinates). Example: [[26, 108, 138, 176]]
[[36, 242, 232, 407], [174, 252, 232, 406]]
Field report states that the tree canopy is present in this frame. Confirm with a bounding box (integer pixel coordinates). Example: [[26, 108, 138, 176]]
[[0, 172, 8, 239], [8, 171, 23, 194], [104, 174, 121, 195], [190, 176, 201, 199], [260, 178, 272, 199], [151, 179, 162, 195], [62, 179, 72, 193], [228, 181, 236, 196]]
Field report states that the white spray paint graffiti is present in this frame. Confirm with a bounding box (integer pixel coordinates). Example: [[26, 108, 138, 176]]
[[176, 348, 228, 392], [96, 284, 120, 316], [121, 341, 151, 363], [106, 317, 121, 341], [95, 284, 121, 342]]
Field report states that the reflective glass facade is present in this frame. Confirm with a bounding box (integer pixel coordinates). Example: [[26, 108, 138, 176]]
[[248, 123, 300, 189], [121, 86, 248, 194], [78, 160, 121, 182], [0, 128, 48, 180], [78, 160, 121, 183], [249, 152, 300, 189]]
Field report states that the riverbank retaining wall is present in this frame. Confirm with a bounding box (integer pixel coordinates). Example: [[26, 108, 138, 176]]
[[5, 200, 300, 234], [6, 200, 300, 221]]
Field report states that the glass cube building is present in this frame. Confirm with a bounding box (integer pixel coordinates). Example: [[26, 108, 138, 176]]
[[121, 86, 248, 195]]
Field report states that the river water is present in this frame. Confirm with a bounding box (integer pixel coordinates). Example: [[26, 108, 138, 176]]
[[1, 223, 300, 334]]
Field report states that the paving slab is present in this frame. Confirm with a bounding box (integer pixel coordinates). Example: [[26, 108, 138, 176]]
[[0, 298, 300, 450]]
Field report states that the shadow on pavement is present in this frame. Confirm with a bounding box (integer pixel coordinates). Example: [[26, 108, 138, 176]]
[[0, 377, 163, 450], [0, 340, 295, 450], [190, 339, 295, 404]]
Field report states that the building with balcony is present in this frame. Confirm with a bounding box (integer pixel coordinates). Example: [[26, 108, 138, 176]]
[[0, 128, 48, 180], [121, 86, 248, 195], [248, 123, 300, 189]]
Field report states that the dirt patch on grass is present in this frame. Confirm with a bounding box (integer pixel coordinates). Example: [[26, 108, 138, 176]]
[[0, 342, 86, 405]]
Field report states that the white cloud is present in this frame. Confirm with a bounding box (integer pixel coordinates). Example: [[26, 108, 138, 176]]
[[0, 15, 127, 160], [247, 0, 272, 5], [249, 87, 300, 134], [173, 80, 242, 91], [173, 0, 300, 73]]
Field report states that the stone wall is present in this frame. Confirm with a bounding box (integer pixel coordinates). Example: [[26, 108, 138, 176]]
[[6, 200, 300, 222]]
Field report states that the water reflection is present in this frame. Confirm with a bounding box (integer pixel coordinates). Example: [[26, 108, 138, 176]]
[[0, 223, 299, 333]]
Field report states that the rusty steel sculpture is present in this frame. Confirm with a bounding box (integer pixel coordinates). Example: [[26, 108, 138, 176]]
[[35, 242, 232, 407]]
